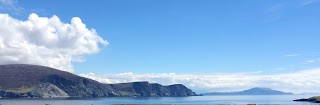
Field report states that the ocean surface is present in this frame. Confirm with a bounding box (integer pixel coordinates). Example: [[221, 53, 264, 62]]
[[0, 95, 318, 105]]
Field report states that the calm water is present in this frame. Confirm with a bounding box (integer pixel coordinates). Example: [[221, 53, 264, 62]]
[[0, 95, 318, 105]]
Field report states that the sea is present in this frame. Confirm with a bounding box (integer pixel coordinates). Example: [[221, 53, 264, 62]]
[[0, 95, 318, 105]]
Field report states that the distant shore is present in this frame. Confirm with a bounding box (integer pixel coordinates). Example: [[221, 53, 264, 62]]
[[294, 96, 320, 103]]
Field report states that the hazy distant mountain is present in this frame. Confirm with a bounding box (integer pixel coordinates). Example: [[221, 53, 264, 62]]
[[0, 64, 197, 98], [202, 87, 293, 95]]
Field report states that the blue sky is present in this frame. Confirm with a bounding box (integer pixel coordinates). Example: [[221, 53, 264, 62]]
[[1, 0, 320, 93], [3, 0, 320, 74]]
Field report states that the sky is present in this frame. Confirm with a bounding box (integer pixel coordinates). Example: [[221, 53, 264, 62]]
[[0, 0, 320, 93]]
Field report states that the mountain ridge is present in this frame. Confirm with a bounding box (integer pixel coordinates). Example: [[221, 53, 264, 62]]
[[202, 87, 293, 95], [0, 64, 197, 98]]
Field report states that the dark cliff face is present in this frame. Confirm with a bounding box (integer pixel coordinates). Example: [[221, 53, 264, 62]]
[[0, 64, 197, 98], [109, 82, 197, 97], [294, 96, 320, 103], [40, 75, 115, 97]]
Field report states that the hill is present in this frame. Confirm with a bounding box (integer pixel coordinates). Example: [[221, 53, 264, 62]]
[[0, 64, 197, 98], [202, 87, 293, 95]]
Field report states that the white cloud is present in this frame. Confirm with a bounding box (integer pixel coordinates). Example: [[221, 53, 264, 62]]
[[0, 13, 108, 72], [302, 58, 320, 64], [80, 68, 320, 94], [0, 0, 15, 6], [306, 60, 315, 63], [274, 68, 286, 70], [265, 3, 285, 23], [285, 54, 300, 57], [0, 0, 24, 14], [301, 0, 320, 6]]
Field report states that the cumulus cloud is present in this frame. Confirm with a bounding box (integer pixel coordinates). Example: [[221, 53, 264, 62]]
[[0, 13, 108, 72], [80, 68, 320, 94]]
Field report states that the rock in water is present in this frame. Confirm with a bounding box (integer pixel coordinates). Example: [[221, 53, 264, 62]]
[[294, 96, 320, 103]]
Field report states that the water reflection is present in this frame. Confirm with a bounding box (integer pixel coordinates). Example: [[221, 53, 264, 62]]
[[0, 95, 318, 105]]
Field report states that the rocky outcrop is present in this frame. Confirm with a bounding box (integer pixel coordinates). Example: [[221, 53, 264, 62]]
[[39, 75, 116, 97], [32, 83, 69, 98], [294, 96, 320, 103], [109, 82, 197, 97], [0, 64, 197, 98]]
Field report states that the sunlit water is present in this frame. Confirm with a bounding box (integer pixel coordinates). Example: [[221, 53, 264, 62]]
[[0, 95, 318, 105]]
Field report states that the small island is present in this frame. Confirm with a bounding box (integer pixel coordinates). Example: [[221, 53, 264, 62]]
[[202, 87, 293, 95], [294, 96, 320, 103]]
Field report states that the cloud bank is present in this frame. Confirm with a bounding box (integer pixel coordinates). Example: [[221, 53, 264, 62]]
[[0, 13, 108, 72], [80, 68, 320, 94]]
